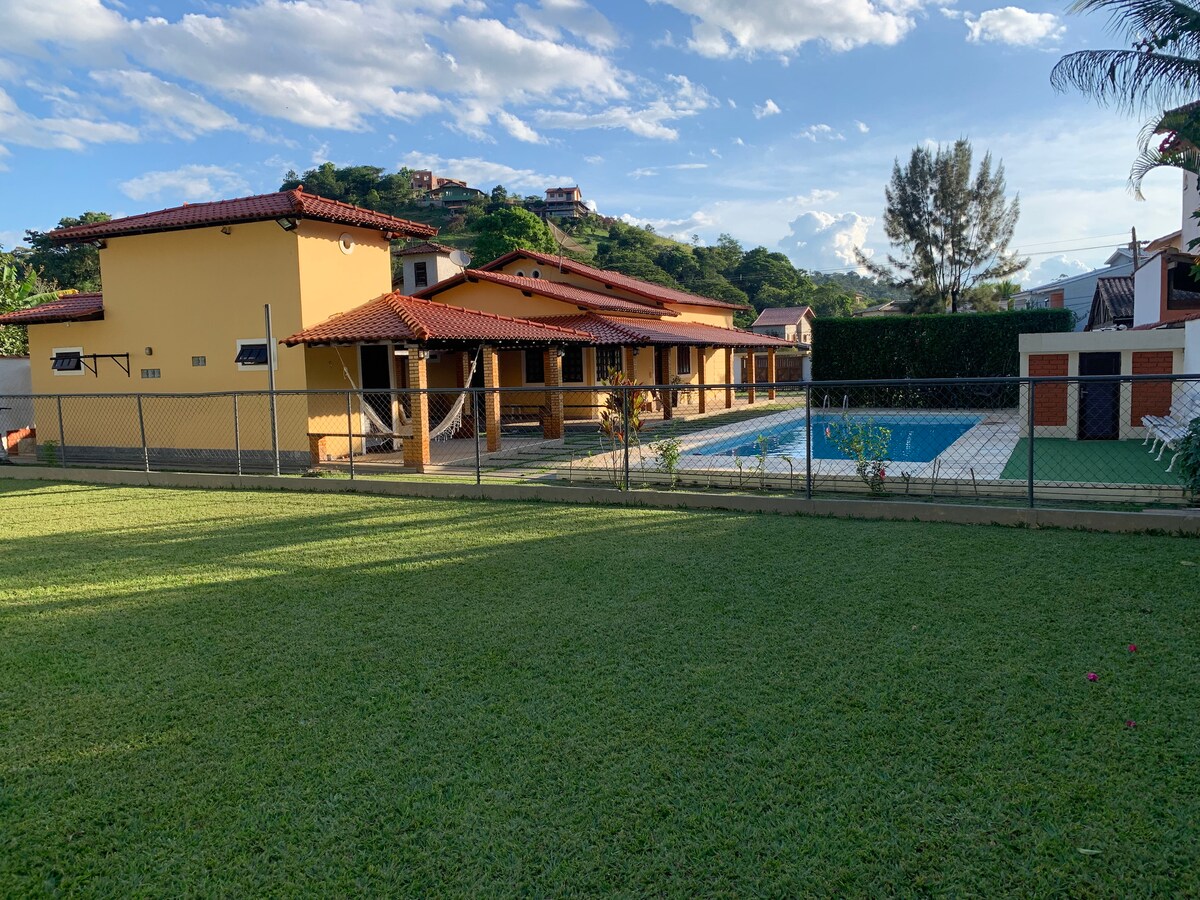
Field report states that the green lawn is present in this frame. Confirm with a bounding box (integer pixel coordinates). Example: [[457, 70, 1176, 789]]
[[2, 482, 1198, 894], [1002, 437, 1186, 486]]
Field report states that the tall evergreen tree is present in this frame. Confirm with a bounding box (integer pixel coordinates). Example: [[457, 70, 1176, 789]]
[[861, 140, 1026, 313]]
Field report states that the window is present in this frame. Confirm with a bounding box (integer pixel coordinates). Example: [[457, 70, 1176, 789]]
[[676, 345, 692, 375], [596, 346, 622, 380], [562, 346, 584, 383], [140, 368, 161, 379], [52, 347, 84, 376], [531, 268, 541, 279], [339, 232, 355, 255], [515, 269, 526, 278], [235, 339, 273, 371], [413, 261, 429, 288], [524, 349, 545, 383], [192, 356, 207, 367]]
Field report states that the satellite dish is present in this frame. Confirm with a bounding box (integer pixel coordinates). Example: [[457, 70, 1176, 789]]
[[449, 249, 472, 269]]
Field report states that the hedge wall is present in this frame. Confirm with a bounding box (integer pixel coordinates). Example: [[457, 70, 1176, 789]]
[[811, 309, 1075, 382]]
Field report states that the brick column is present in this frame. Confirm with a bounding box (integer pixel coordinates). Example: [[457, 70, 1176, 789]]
[[696, 346, 707, 414], [746, 350, 757, 404], [724, 347, 733, 409], [483, 345, 501, 452], [767, 348, 777, 400], [403, 351, 430, 471], [623, 346, 637, 378], [544, 345, 564, 439]]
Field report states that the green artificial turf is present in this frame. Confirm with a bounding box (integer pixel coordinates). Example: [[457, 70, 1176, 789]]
[[1, 482, 1198, 894], [1001, 437, 1186, 486]]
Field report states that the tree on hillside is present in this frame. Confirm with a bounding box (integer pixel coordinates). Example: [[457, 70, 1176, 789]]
[[472, 207, 559, 264], [860, 139, 1026, 313], [280, 164, 417, 212], [1052, 0, 1200, 194], [732, 247, 806, 304], [20, 212, 110, 291], [0, 258, 61, 355], [490, 184, 509, 205]]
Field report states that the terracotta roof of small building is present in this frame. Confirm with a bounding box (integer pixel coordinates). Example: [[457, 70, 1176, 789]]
[[414, 269, 674, 316], [49, 190, 437, 244], [534, 313, 793, 348], [481, 249, 750, 310], [283, 293, 592, 347], [1092, 276, 1135, 322], [751, 306, 814, 327], [1131, 310, 1200, 330], [394, 241, 456, 256], [0, 292, 104, 325]]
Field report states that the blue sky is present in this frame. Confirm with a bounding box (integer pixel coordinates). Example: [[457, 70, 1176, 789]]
[[0, 0, 1187, 288]]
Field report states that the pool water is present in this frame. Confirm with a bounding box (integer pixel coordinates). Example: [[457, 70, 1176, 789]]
[[694, 414, 982, 463]]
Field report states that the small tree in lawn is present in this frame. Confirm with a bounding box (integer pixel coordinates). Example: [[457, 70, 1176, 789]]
[[858, 139, 1027, 313], [597, 371, 648, 489]]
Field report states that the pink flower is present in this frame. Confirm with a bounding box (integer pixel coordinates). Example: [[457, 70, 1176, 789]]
[[1086, 672, 1099, 681], [1128, 644, 1137, 653], [879, 469, 887, 479], [1126, 720, 1137, 728]]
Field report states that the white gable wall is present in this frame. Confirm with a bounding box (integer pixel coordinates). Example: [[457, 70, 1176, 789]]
[[1133, 254, 1166, 327]]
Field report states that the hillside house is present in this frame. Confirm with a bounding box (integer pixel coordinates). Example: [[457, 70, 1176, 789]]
[[544, 186, 589, 218]]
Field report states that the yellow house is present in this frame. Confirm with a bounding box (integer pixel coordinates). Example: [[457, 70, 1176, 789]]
[[3, 192, 791, 473], [1, 188, 435, 469]]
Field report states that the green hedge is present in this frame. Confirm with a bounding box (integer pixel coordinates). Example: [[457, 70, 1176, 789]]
[[812, 309, 1074, 382]]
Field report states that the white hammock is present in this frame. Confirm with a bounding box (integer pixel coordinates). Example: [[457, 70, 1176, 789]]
[[430, 352, 481, 441]]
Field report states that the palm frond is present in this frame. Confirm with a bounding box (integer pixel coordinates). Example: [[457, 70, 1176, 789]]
[[1130, 145, 1200, 197], [1066, 0, 1200, 53], [1051, 47, 1200, 111]]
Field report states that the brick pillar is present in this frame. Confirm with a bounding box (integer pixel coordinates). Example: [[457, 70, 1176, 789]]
[[697, 346, 707, 414], [459, 350, 475, 437], [483, 345, 501, 452], [622, 346, 637, 379], [403, 352, 430, 470], [767, 348, 777, 400], [724, 347, 733, 409], [746, 350, 757, 404], [544, 345, 564, 439]]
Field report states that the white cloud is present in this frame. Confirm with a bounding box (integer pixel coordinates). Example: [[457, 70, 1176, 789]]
[[0, 87, 138, 150], [1020, 254, 1093, 288], [779, 210, 875, 271], [619, 209, 718, 240], [513, 0, 620, 51], [90, 70, 258, 140], [495, 111, 544, 143], [535, 72, 713, 140], [754, 98, 781, 119], [583, 154, 603, 163], [400, 151, 571, 191], [119, 165, 251, 203], [798, 123, 845, 142], [964, 7, 1064, 46], [627, 162, 709, 177], [854, 120, 870, 133], [650, 0, 923, 57]]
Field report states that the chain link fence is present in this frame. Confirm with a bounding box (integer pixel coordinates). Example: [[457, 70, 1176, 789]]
[[3, 375, 1198, 508]]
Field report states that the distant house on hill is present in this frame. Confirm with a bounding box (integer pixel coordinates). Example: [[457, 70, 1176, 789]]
[[409, 170, 466, 194], [1011, 247, 1136, 330], [421, 184, 486, 210], [544, 186, 589, 219], [393, 241, 460, 294], [749, 307, 814, 345]]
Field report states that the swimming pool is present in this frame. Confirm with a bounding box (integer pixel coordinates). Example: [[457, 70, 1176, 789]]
[[693, 413, 982, 463]]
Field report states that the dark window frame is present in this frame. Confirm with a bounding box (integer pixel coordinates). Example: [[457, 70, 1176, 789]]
[[596, 346, 622, 380], [52, 353, 82, 372], [676, 345, 692, 375], [235, 344, 269, 366], [524, 349, 545, 384], [413, 260, 429, 288], [561, 346, 584, 383]]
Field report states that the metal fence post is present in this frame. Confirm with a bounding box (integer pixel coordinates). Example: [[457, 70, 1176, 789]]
[[804, 384, 813, 499], [472, 387, 481, 485], [1027, 379, 1036, 509], [56, 396, 67, 467], [136, 394, 149, 472], [233, 394, 242, 476], [346, 390, 355, 481], [622, 385, 631, 491]]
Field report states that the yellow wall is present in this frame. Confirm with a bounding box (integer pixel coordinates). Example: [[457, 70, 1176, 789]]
[[435, 279, 581, 319], [295, 220, 392, 329]]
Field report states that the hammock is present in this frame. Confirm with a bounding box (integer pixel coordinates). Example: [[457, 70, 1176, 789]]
[[334, 347, 409, 449], [430, 351, 481, 442]]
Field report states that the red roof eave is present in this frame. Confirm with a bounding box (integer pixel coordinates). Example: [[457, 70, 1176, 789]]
[[0, 292, 104, 325]]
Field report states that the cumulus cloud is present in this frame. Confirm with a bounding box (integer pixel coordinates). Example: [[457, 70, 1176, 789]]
[[650, 0, 923, 57], [1020, 254, 1093, 288], [495, 110, 545, 143], [513, 0, 620, 51], [535, 73, 715, 140], [963, 7, 1064, 46], [0, 87, 138, 150], [90, 70, 262, 140], [119, 165, 251, 203], [778, 210, 875, 271], [627, 162, 709, 177], [400, 152, 571, 191], [854, 119, 870, 133], [754, 98, 781, 119], [798, 123, 844, 142], [619, 210, 718, 241]]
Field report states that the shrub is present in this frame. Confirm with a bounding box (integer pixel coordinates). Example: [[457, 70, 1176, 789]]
[[1174, 419, 1200, 502]]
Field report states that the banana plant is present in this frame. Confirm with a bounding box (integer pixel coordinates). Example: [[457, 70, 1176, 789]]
[[0, 261, 62, 356]]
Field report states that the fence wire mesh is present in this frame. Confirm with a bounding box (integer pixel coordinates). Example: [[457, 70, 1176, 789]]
[[2, 375, 1198, 508]]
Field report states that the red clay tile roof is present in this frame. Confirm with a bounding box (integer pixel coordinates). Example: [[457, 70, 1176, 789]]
[[481, 249, 750, 310], [0, 292, 104, 325], [1131, 310, 1200, 330], [283, 293, 592, 346], [394, 240, 457, 256], [414, 269, 675, 316], [751, 306, 813, 327], [50, 190, 437, 244], [535, 313, 793, 348]]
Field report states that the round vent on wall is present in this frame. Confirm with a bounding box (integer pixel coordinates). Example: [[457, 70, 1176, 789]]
[[531, 269, 541, 279], [515, 270, 525, 277], [339, 233, 354, 254]]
